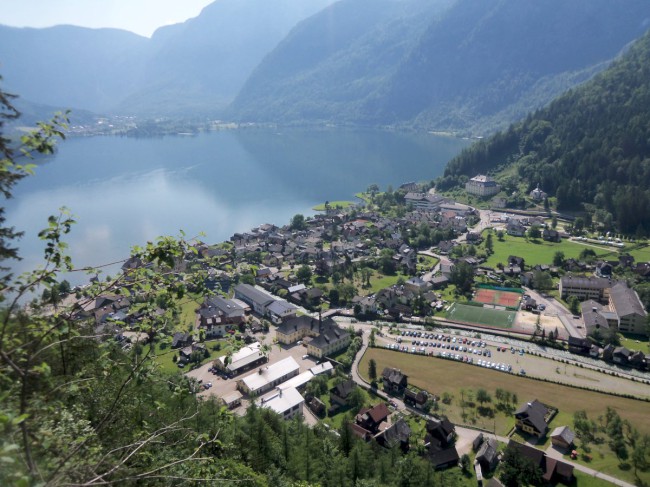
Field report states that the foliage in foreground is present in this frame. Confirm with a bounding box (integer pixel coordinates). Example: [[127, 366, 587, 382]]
[[0, 86, 470, 486]]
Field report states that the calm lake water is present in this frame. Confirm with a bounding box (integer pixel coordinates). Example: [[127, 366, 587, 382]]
[[7, 128, 469, 283]]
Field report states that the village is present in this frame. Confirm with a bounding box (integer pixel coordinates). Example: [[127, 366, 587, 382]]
[[74, 176, 650, 487]]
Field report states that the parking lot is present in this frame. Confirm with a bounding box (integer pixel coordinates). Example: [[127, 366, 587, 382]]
[[377, 330, 650, 399], [185, 328, 323, 410]]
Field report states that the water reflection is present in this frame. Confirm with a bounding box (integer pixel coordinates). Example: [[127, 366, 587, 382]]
[[7, 128, 468, 284]]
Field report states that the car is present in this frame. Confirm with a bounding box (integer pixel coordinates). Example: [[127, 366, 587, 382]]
[[519, 369, 526, 375], [538, 304, 546, 311]]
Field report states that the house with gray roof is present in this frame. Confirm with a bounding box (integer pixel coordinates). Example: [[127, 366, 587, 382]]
[[608, 282, 648, 335], [514, 399, 549, 437]]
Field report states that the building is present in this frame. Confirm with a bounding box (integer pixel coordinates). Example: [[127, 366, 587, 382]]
[[214, 342, 268, 376], [608, 282, 648, 335], [233, 284, 274, 315], [257, 386, 304, 420], [551, 426, 575, 450], [221, 391, 243, 409], [423, 418, 459, 470], [404, 192, 449, 211], [465, 175, 500, 197], [266, 299, 298, 324], [559, 276, 613, 302], [237, 356, 300, 396], [375, 418, 411, 452], [276, 315, 351, 359], [330, 379, 356, 408], [507, 440, 574, 484], [514, 399, 549, 437], [382, 367, 408, 395], [529, 185, 548, 201], [476, 437, 499, 472], [579, 283, 649, 336]]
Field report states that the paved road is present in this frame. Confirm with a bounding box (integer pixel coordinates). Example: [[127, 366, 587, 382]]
[[545, 445, 638, 487], [347, 320, 639, 487]]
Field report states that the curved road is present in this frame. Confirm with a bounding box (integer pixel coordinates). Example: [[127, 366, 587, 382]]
[[346, 320, 639, 487]]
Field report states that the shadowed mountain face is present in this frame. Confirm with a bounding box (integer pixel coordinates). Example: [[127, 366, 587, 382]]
[[231, 0, 650, 134], [0, 0, 335, 115], [1, 0, 650, 132]]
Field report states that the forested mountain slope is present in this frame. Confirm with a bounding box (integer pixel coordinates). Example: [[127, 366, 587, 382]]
[[441, 29, 650, 235], [232, 0, 650, 134]]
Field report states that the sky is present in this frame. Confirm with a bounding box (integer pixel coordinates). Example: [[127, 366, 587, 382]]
[[0, 0, 216, 37]]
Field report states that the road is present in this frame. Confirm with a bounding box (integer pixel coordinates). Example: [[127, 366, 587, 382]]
[[338, 319, 644, 487], [544, 445, 638, 487]]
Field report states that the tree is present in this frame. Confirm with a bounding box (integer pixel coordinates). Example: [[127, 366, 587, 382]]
[[290, 213, 306, 231], [367, 183, 380, 201], [532, 270, 553, 290], [368, 358, 377, 381], [499, 447, 543, 487], [553, 251, 565, 267], [567, 295, 581, 315], [476, 388, 491, 407], [369, 329, 376, 348], [496, 229, 505, 241], [485, 233, 494, 255], [378, 248, 396, 275], [460, 454, 471, 473], [296, 264, 313, 285], [527, 225, 541, 240], [449, 261, 475, 294]]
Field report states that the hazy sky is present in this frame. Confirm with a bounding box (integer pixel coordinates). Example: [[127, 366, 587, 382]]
[[0, 0, 216, 37]]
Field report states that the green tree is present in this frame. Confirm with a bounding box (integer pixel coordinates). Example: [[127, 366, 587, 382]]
[[368, 358, 377, 381], [449, 261, 475, 295], [553, 251, 565, 267], [567, 295, 581, 315], [527, 224, 541, 240], [485, 233, 494, 255], [290, 213, 306, 231], [499, 446, 543, 487], [296, 264, 313, 285]]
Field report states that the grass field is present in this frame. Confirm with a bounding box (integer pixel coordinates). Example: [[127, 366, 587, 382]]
[[360, 349, 650, 437], [482, 233, 602, 268], [446, 303, 516, 328], [628, 243, 650, 262], [312, 200, 356, 211]]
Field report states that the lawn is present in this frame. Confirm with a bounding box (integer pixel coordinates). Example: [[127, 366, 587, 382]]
[[573, 470, 618, 487], [446, 303, 516, 328], [628, 242, 650, 262], [482, 233, 603, 268], [145, 339, 231, 375], [312, 200, 356, 211], [359, 349, 650, 437]]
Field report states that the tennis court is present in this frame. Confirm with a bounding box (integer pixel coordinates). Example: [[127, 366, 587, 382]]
[[446, 303, 516, 329], [473, 286, 523, 309]]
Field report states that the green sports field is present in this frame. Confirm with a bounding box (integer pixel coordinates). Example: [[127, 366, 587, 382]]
[[446, 302, 515, 328]]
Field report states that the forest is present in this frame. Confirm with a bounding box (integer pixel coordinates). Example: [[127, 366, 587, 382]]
[[440, 29, 650, 235]]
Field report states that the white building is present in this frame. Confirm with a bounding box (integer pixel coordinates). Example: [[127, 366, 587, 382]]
[[237, 356, 300, 396], [465, 175, 500, 197], [214, 342, 268, 376], [257, 386, 304, 420]]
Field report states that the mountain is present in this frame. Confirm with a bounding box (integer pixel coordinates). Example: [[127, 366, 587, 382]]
[[114, 0, 337, 115], [0, 0, 336, 116], [441, 29, 650, 235], [0, 25, 148, 113], [231, 0, 650, 134], [230, 0, 452, 124]]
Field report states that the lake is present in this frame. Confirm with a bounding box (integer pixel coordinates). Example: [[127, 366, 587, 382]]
[[7, 127, 469, 283]]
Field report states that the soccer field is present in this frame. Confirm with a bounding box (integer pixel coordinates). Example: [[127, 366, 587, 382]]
[[446, 303, 516, 328]]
